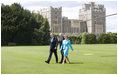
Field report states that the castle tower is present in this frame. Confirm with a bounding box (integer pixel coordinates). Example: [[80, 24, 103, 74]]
[[40, 6, 62, 33], [79, 2, 106, 36], [62, 17, 71, 34]]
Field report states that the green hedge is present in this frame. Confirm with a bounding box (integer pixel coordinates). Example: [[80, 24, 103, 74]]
[[98, 32, 117, 44], [86, 34, 96, 44], [68, 35, 81, 44], [54, 32, 117, 44]]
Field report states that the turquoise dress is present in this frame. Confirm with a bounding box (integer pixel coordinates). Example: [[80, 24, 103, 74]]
[[60, 39, 73, 56]]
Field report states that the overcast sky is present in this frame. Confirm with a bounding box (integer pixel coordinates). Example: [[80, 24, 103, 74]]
[[1, 0, 117, 32]]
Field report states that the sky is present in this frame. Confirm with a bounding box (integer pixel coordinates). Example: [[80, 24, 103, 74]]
[[1, 0, 117, 32]]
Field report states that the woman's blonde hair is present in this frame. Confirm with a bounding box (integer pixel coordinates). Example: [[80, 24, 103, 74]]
[[64, 34, 68, 38]]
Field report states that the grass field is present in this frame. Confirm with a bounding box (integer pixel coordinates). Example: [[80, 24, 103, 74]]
[[1, 44, 117, 74]]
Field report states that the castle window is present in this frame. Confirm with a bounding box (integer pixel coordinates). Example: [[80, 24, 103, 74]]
[[94, 21, 97, 24], [55, 12, 57, 14], [55, 16, 58, 19]]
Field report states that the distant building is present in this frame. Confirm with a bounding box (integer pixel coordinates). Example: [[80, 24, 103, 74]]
[[79, 2, 106, 36], [40, 6, 62, 33], [39, 2, 106, 36], [62, 17, 71, 34], [70, 19, 87, 35]]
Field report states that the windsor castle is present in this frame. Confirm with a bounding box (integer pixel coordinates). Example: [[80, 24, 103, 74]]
[[39, 2, 106, 36]]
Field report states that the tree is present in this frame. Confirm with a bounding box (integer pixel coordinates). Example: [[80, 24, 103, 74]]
[[98, 33, 111, 44], [86, 34, 96, 44], [38, 18, 50, 45], [107, 32, 117, 44], [32, 12, 50, 45], [112, 33, 117, 44], [81, 32, 87, 44], [1, 3, 37, 45]]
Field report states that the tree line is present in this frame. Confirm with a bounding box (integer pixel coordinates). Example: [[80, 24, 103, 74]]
[[55, 32, 117, 44], [68, 32, 117, 44], [1, 3, 50, 46]]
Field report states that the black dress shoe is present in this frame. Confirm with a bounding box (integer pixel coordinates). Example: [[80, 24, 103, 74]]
[[45, 61, 49, 64], [56, 62, 58, 63], [59, 62, 62, 64]]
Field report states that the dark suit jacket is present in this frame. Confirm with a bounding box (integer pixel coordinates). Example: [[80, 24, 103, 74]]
[[50, 37, 58, 51], [58, 36, 64, 48]]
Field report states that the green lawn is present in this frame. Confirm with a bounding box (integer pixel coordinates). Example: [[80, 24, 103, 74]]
[[1, 44, 117, 74]]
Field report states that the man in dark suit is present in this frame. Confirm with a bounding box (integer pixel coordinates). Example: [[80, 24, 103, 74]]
[[58, 33, 66, 63], [45, 33, 58, 64]]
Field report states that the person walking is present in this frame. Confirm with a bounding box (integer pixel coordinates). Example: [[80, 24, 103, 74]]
[[58, 33, 66, 63], [60, 35, 73, 64], [45, 33, 58, 64]]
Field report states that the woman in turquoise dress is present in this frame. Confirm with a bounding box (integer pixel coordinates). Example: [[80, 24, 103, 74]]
[[60, 35, 73, 64]]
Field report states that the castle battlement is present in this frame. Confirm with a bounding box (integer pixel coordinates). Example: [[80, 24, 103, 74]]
[[39, 2, 106, 36]]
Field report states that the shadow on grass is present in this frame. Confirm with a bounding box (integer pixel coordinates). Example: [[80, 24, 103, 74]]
[[100, 55, 117, 57], [48, 62, 84, 64], [70, 62, 84, 64]]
